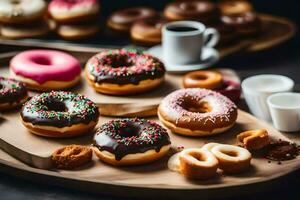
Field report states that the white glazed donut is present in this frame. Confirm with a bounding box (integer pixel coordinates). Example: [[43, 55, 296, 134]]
[[0, 0, 46, 24], [48, 0, 100, 23], [210, 144, 252, 174]]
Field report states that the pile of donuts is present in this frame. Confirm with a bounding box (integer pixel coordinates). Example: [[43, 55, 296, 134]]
[[0, 0, 261, 45], [1, 48, 298, 179]]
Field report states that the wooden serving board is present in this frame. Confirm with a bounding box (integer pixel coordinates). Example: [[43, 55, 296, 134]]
[[0, 14, 296, 60], [0, 110, 299, 199]]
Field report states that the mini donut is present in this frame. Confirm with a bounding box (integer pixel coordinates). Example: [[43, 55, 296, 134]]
[[219, 0, 253, 15], [0, 76, 28, 111], [85, 49, 165, 95], [107, 7, 157, 33], [130, 16, 168, 46], [10, 50, 81, 91], [237, 129, 270, 151], [21, 91, 99, 138], [0, 20, 50, 39], [0, 0, 46, 24], [93, 118, 171, 166], [56, 23, 100, 40], [183, 70, 223, 90], [221, 11, 261, 38], [48, 0, 100, 24], [179, 148, 219, 179], [52, 145, 93, 169], [158, 88, 238, 137], [164, 1, 220, 24], [216, 80, 241, 102], [210, 144, 252, 174]]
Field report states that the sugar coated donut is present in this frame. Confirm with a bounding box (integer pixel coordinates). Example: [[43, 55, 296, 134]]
[[164, 1, 220, 24], [158, 88, 237, 137], [10, 50, 81, 91], [130, 16, 168, 46], [85, 49, 165, 95], [93, 118, 171, 166], [183, 70, 223, 89], [0, 0, 46, 24], [219, 0, 253, 15], [210, 144, 252, 174], [21, 91, 99, 138], [56, 23, 100, 40], [107, 7, 157, 33], [0, 76, 28, 111], [237, 129, 270, 151], [48, 0, 100, 24]]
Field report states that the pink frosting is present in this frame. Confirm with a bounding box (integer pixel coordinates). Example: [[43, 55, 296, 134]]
[[49, 0, 97, 9], [10, 50, 81, 84]]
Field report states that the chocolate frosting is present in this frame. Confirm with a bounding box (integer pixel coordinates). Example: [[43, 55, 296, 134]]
[[93, 118, 171, 161], [21, 91, 99, 127], [86, 49, 165, 85], [0, 77, 27, 104]]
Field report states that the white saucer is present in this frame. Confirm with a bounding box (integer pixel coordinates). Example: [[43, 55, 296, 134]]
[[147, 45, 219, 73]]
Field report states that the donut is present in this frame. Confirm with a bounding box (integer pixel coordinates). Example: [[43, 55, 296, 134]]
[[219, 0, 253, 15], [216, 80, 241, 102], [21, 91, 99, 138], [164, 1, 220, 24], [183, 70, 223, 90], [85, 49, 165, 95], [56, 22, 100, 40], [130, 16, 168, 46], [158, 88, 238, 137], [52, 145, 93, 169], [0, 76, 28, 111], [107, 7, 157, 33], [210, 144, 252, 174], [221, 11, 261, 38], [93, 118, 171, 166], [237, 129, 270, 151], [0, 20, 50, 39], [48, 0, 100, 24], [0, 0, 46, 24], [179, 148, 219, 179], [10, 50, 81, 91]]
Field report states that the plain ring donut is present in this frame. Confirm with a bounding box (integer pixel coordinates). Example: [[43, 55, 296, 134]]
[[183, 70, 223, 89]]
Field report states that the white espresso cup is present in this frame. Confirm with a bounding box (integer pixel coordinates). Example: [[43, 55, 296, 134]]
[[268, 92, 300, 132], [162, 21, 219, 66], [241, 74, 294, 121]]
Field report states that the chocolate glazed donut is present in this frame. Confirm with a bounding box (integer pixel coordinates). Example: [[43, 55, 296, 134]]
[[93, 118, 171, 166]]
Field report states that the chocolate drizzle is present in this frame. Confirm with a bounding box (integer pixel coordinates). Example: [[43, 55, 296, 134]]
[[93, 118, 171, 161], [86, 49, 165, 85], [21, 91, 99, 127], [0, 76, 27, 104]]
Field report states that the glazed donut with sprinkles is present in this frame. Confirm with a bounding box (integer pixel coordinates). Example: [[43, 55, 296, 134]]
[[85, 49, 165, 95]]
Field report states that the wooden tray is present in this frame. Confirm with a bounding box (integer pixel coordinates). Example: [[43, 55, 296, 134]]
[[0, 14, 296, 59]]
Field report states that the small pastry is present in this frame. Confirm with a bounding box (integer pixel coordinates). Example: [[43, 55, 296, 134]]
[[0, 0, 46, 24], [219, 0, 253, 15], [0, 20, 50, 39], [130, 16, 168, 46], [10, 50, 81, 91], [52, 145, 93, 169], [21, 91, 99, 138], [85, 49, 165, 95], [0, 77, 28, 111], [183, 70, 223, 89], [221, 11, 261, 38], [56, 22, 100, 40], [93, 118, 171, 166], [48, 0, 100, 24], [107, 7, 157, 33], [237, 129, 270, 151], [158, 88, 238, 137], [164, 1, 220, 25]]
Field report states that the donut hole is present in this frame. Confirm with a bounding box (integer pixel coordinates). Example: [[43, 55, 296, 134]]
[[182, 99, 212, 113], [31, 56, 52, 66], [193, 74, 208, 81], [45, 101, 67, 112], [107, 56, 133, 68], [221, 150, 238, 157], [118, 123, 140, 138], [11, 0, 21, 5], [189, 152, 206, 162]]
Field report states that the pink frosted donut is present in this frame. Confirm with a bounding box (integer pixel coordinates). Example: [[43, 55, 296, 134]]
[[10, 50, 81, 91], [48, 0, 100, 23], [158, 88, 238, 137]]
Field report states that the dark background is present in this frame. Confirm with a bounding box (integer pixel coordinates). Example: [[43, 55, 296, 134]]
[[1, 0, 300, 199]]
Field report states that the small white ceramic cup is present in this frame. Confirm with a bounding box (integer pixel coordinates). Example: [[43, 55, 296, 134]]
[[268, 92, 300, 132], [162, 21, 219, 66], [241, 74, 294, 121]]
